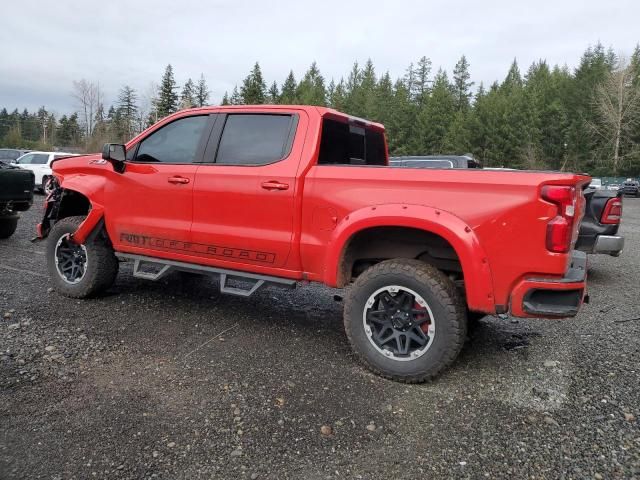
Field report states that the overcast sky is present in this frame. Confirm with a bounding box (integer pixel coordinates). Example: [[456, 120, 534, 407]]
[[1, 0, 638, 116]]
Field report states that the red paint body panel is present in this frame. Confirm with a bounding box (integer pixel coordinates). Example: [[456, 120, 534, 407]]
[[50, 105, 590, 317], [510, 276, 587, 318]]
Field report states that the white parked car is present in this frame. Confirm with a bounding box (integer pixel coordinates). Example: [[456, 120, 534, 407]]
[[589, 178, 603, 190], [13, 151, 79, 193]]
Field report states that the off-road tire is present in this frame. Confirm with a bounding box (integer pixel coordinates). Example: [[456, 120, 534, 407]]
[[46, 216, 119, 298], [0, 216, 19, 239], [344, 259, 467, 383]]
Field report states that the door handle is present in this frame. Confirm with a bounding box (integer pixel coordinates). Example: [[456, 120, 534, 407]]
[[261, 181, 289, 191], [168, 176, 190, 184]]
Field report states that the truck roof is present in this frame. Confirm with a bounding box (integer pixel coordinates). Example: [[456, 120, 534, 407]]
[[173, 105, 386, 131]]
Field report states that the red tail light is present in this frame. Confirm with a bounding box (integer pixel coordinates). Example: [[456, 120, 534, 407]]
[[542, 185, 577, 253], [601, 197, 622, 224]]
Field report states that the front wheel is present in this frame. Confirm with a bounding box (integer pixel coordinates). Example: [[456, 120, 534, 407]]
[[0, 216, 19, 239], [46, 216, 119, 298], [344, 259, 467, 383]]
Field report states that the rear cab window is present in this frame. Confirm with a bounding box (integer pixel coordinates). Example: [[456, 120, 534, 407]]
[[317, 118, 386, 166]]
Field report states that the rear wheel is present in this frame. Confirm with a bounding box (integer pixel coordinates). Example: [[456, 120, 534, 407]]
[[46, 216, 119, 298], [0, 216, 19, 239], [344, 259, 466, 383]]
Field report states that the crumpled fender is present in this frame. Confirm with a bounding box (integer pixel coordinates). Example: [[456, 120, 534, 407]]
[[323, 203, 496, 313], [58, 173, 106, 244]]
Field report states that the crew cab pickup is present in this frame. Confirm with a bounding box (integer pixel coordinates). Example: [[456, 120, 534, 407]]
[[37, 105, 590, 382]]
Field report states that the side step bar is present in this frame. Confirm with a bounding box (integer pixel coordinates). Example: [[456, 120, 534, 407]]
[[118, 253, 296, 297]]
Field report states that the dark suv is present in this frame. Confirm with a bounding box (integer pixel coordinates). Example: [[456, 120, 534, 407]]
[[619, 180, 640, 197], [0, 149, 30, 164]]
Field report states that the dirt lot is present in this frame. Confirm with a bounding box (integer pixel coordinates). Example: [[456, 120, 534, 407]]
[[1, 197, 639, 480]]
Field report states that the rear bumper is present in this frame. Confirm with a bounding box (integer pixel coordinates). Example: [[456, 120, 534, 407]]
[[510, 251, 587, 318], [593, 235, 624, 256]]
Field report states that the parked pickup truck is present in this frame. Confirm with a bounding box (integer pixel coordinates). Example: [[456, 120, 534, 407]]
[[36, 105, 590, 382], [575, 187, 623, 256], [0, 160, 35, 238]]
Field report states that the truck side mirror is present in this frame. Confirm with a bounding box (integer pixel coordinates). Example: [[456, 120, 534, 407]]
[[102, 143, 126, 172]]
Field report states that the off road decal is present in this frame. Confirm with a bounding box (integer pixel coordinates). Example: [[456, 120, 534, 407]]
[[120, 233, 276, 264]]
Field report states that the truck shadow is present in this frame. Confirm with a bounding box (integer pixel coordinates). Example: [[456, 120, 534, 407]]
[[105, 265, 546, 379]]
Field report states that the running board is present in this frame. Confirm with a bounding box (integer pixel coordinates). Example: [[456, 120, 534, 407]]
[[118, 253, 296, 297]]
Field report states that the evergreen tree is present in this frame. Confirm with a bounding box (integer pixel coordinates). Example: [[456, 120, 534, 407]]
[[566, 43, 614, 170], [413, 56, 432, 105], [630, 44, 640, 89], [387, 79, 416, 155], [195, 74, 210, 107], [180, 78, 196, 109], [268, 81, 279, 104], [452, 55, 474, 112], [230, 86, 242, 105], [374, 72, 398, 145], [414, 69, 455, 153], [221, 92, 230, 105], [404, 62, 417, 102], [240, 62, 266, 104], [345, 62, 365, 117], [116, 85, 139, 141], [279, 70, 298, 104], [443, 111, 472, 153], [359, 59, 377, 118], [525, 61, 569, 168], [329, 78, 347, 111], [92, 102, 107, 142], [296, 62, 326, 106], [502, 59, 523, 92], [56, 113, 82, 146], [156, 64, 179, 118], [0, 108, 9, 140]]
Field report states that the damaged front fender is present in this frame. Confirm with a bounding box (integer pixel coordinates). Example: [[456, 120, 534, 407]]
[[34, 177, 103, 243], [34, 178, 63, 240]]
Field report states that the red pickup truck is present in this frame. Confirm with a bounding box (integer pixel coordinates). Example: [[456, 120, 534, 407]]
[[37, 105, 590, 382]]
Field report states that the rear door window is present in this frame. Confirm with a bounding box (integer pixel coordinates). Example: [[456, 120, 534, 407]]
[[31, 154, 50, 165], [214, 114, 297, 165]]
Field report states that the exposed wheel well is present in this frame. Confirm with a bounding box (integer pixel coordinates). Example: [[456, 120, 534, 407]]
[[338, 227, 462, 287], [57, 189, 91, 220]]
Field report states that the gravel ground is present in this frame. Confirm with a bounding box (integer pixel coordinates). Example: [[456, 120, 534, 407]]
[[0, 196, 639, 480]]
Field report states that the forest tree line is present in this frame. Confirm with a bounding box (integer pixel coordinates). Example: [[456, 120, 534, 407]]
[[1, 42, 639, 175]]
